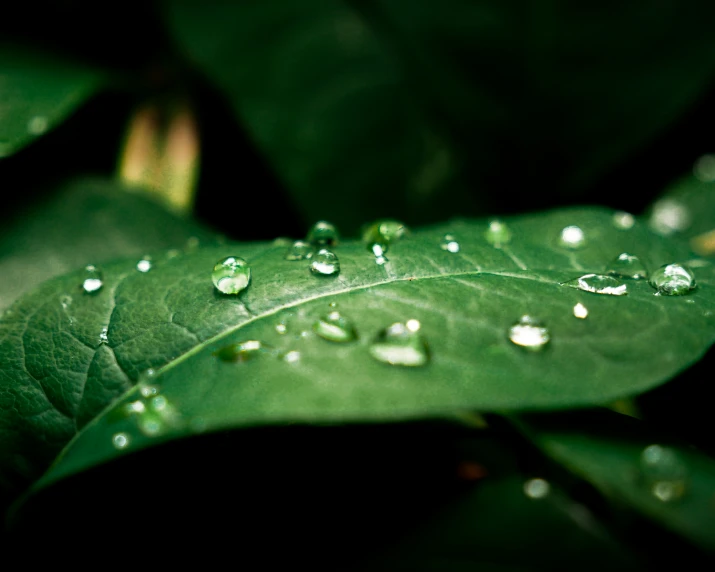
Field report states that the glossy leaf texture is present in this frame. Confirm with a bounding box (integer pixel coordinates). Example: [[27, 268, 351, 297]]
[[2, 208, 712, 492], [518, 410, 715, 553], [0, 46, 105, 157], [162, 0, 715, 230]]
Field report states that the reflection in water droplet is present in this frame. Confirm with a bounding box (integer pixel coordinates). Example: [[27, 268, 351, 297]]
[[284, 240, 314, 261], [112, 432, 130, 449], [369, 321, 429, 367], [309, 249, 340, 276], [562, 274, 628, 296], [649, 264, 696, 296], [693, 154, 715, 182], [639, 444, 687, 502], [612, 211, 635, 230], [558, 225, 586, 249], [605, 253, 648, 279], [573, 303, 588, 319], [440, 234, 460, 253], [485, 220, 512, 247], [508, 316, 550, 350], [362, 219, 408, 254], [306, 221, 339, 246], [649, 199, 690, 235], [313, 311, 358, 343], [60, 295, 72, 309], [282, 350, 301, 363], [136, 257, 152, 273], [81, 265, 104, 294], [214, 340, 265, 362], [523, 478, 550, 499], [27, 116, 48, 135], [99, 326, 108, 344], [212, 256, 251, 295]]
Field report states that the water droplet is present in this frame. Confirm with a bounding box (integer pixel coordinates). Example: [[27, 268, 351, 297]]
[[362, 219, 408, 254], [284, 240, 314, 261], [313, 311, 358, 343], [371, 243, 388, 265], [99, 326, 108, 344], [508, 316, 550, 350], [143, 368, 156, 379], [649, 264, 696, 296], [124, 400, 146, 415], [149, 395, 168, 412], [275, 323, 288, 335], [27, 116, 48, 135], [136, 257, 152, 273], [212, 256, 251, 295], [523, 478, 550, 499], [60, 295, 72, 309], [562, 274, 628, 296], [81, 265, 103, 294], [306, 221, 339, 247], [558, 225, 586, 249], [485, 220, 512, 247], [440, 234, 460, 253], [309, 249, 340, 277], [573, 303, 588, 319], [694, 154, 715, 182], [368, 321, 429, 367], [639, 444, 687, 502], [273, 237, 292, 247], [213, 340, 265, 362], [138, 415, 163, 437], [139, 384, 159, 398], [612, 211, 635, 230], [112, 432, 130, 450], [605, 253, 648, 280], [282, 350, 301, 363], [649, 199, 690, 235]]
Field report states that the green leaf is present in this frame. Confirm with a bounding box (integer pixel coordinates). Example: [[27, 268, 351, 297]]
[[0, 177, 217, 312], [4, 207, 713, 492], [0, 46, 105, 157], [518, 410, 715, 553], [162, 1, 715, 230]]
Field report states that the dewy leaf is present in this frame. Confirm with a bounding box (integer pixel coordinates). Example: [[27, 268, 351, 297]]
[[2, 208, 714, 491], [162, 1, 715, 230], [0, 46, 105, 157], [517, 411, 715, 553]]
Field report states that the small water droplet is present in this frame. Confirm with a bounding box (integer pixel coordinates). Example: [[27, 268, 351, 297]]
[[60, 295, 72, 309], [649, 199, 690, 235], [639, 444, 687, 502], [313, 311, 358, 343], [523, 478, 550, 499], [138, 415, 164, 437], [605, 253, 648, 279], [149, 395, 168, 412], [573, 303, 588, 319], [440, 234, 460, 253], [362, 219, 408, 254], [612, 211, 635, 230], [124, 400, 146, 415], [139, 384, 159, 398], [649, 264, 696, 296], [27, 116, 48, 135], [143, 368, 156, 379], [213, 340, 265, 362], [99, 326, 108, 344], [136, 257, 152, 273], [282, 350, 301, 363], [275, 323, 288, 335], [694, 154, 715, 182], [371, 243, 388, 265], [508, 316, 550, 350], [306, 221, 339, 247], [562, 274, 628, 296], [485, 220, 512, 247], [284, 240, 314, 261], [112, 432, 130, 449], [81, 265, 103, 294], [212, 256, 251, 295], [309, 249, 340, 277], [329, 302, 338, 308], [368, 321, 429, 367], [558, 225, 586, 249]]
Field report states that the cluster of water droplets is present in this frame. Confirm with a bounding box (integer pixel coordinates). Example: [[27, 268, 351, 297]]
[[283, 221, 342, 276], [362, 219, 408, 265]]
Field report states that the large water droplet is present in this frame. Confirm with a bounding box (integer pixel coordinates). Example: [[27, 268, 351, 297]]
[[649, 199, 690, 235], [213, 340, 265, 362], [362, 219, 408, 254], [562, 274, 628, 296], [112, 432, 130, 450], [558, 225, 586, 249], [284, 240, 314, 261], [605, 253, 648, 280], [212, 256, 251, 295], [612, 211, 635, 230], [649, 264, 696, 296], [573, 303, 588, 319], [523, 478, 550, 499], [369, 320, 429, 367], [81, 265, 103, 294], [136, 257, 152, 273], [639, 444, 687, 502], [440, 234, 460, 253], [306, 221, 339, 247], [309, 249, 340, 277], [693, 154, 715, 182], [27, 115, 48, 135], [485, 220, 512, 247], [313, 311, 358, 343], [508, 316, 550, 350]]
